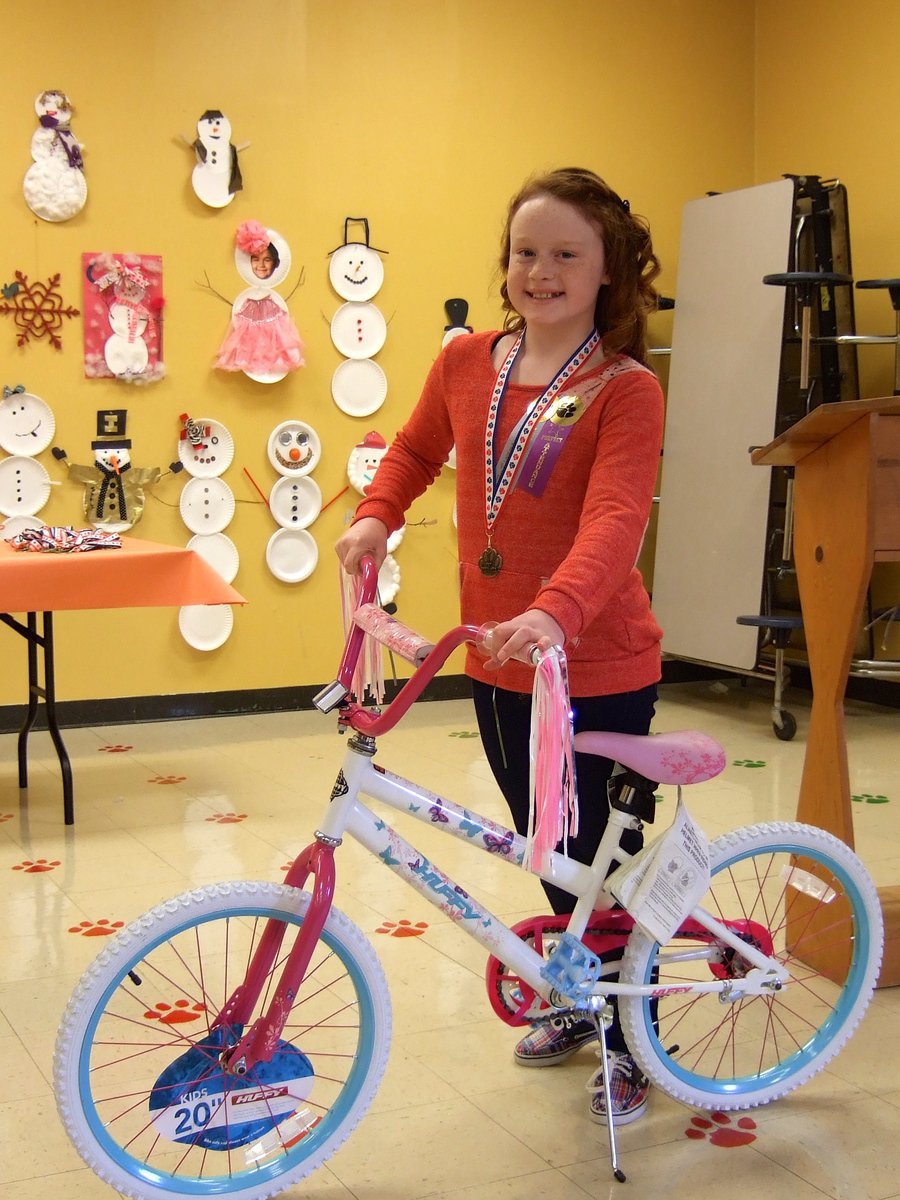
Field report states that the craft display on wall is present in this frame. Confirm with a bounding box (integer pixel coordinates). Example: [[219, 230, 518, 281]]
[[441, 299, 473, 470], [51, 410, 173, 533], [264, 419, 322, 582], [175, 412, 238, 650], [23, 90, 87, 222], [346, 430, 402, 603], [0, 271, 80, 350], [328, 218, 388, 415], [0, 385, 56, 535], [213, 220, 304, 383], [82, 254, 165, 383], [189, 109, 246, 209]]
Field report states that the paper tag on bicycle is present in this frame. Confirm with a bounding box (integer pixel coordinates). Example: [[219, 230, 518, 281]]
[[605, 789, 710, 944]]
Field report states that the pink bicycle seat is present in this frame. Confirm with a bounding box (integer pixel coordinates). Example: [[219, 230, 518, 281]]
[[573, 729, 726, 785]]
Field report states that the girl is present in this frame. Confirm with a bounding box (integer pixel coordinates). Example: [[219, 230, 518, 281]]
[[336, 167, 664, 1125]]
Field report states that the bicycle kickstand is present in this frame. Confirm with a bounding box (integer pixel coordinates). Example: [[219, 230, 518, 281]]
[[588, 1002, 627, 1184]]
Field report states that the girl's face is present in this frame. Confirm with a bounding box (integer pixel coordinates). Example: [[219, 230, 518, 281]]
[[506, 194, 609, 339], [251, 251, 275, 280]]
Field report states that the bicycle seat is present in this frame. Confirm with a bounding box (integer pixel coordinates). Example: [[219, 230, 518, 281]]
[[573, 729, 726, 785]]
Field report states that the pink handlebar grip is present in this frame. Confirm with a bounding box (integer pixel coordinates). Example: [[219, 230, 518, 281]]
[[352, 603, 434, 665]]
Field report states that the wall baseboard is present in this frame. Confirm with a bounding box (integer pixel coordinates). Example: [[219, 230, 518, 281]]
[[1, 661, 894, 735]]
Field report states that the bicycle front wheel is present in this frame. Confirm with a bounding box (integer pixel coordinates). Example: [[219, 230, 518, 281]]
[[54, 881, 391, 1200], [619, 821, 883, 1110]]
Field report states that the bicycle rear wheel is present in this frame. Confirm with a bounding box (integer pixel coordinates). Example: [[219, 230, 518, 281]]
[[619, 821, 883, 1110], [54, 881, 391, 1200]]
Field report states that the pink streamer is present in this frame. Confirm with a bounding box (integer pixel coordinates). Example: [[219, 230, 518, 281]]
[[340, 567, 385, 704], [525, 647, 578, 874]]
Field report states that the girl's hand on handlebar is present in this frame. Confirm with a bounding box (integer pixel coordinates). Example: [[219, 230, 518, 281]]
[[335, 517, 389, 575], [482, 609, 565, 669]]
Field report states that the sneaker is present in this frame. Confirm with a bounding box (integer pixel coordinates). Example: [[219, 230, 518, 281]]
[[586, 1052, 649, 1125], [514, 1015, 598, 1066]]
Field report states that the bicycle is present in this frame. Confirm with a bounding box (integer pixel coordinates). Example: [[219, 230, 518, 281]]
[[54, 556, 884, 1197]]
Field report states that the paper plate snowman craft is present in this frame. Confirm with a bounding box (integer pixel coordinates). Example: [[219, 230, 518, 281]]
[[264, 419, 322, 583], [52, 410, 173, 533], [442, 297, 474, 348], [190, 110, 245, 208], [214, 221, 304, 384], [82, 253, 165, 383], [328, 218, 389, 417], [346, 430, 402, 601], [0, 385, 56, 533], [23, 90, 87, 222]]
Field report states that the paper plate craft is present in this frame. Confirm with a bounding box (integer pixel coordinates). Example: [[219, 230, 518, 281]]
[[82, 253, 165, 383], [331, 358, 387, 417], [186, 532, 239, 585], [377, 554, 401, 605], [0, 387, 55, 456], [387, 525, 405, 553], [23, 90, 87, 222], [442, 297, 474, 348], [269, 475, 322, 530], [214, 221, 304, 384], [190, 110, 244, 209], [347, 430, 388, 496], [266, 527, 318, 583], [0, 513, 44, 537], [177, 414, 234, 478], [328, 218, 386, 302], [179, 603, 234, 651], [53, 411, 166, 532], [179, 476, 236, 534], [267, 420, 321, 477], [0, 455, 52, 517], [330, 302, 387, 360]]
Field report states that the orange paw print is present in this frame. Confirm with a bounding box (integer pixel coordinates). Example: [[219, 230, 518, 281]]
[[99, 744, 133, 753], [143, 1000, 207, 1025], [205, 812, 247, 824], [685, 1112, 757, 1147], [149, 775, 186, 785], [376, 919, 428, 937], [68, 919, 125, 937], [0, 813, 13, 823], [12, 858, 61, 873]]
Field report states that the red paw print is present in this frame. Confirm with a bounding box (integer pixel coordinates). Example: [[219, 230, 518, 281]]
[[12, 858, 61, 873], [205, 812, 247, 824], [143, 1000, 207, 1025], [149, 775, 186, 785], [376, 919, 429, 937], [99, 744, 133, 753], [68, 919, 125, 937], [685, 1112, 757, 1147]]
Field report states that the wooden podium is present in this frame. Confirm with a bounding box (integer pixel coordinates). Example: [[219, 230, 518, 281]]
[[753, 397, 900, 985]]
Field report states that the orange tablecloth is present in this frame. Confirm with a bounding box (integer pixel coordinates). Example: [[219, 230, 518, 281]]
[[0, 535, 245, 613]]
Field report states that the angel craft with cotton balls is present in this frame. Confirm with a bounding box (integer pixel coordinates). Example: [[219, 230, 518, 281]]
[[23, 90, 87, 222], [212, 221, 304, 384]]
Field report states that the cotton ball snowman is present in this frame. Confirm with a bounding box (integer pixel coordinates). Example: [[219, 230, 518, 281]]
[[190, 110, 244, 208], [23, 90, 87, 222]]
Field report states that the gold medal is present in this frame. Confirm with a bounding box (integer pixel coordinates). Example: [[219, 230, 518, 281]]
[[478, 546, 503, 576], [547, 393, 584, 426]]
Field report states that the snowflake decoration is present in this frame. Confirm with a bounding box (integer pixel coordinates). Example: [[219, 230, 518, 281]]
[[0, 270, 80, 350]]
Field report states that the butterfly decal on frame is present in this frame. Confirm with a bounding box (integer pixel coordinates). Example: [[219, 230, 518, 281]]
[[484, 830, 514, 855], [429, 804, 450, 823]]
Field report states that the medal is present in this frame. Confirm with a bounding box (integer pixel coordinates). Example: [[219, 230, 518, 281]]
[[478, 545, 503, 576]]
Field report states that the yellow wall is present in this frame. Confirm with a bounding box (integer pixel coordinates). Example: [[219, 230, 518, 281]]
[[2, 1, 757, 707]]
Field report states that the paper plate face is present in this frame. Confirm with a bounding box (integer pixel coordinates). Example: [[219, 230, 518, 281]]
[[178, 419, 235, 478], [179, 477, 236, 534], [0, 455, 52, 516], [330, 302, 387, 360], [377, 553, 401, 605], [0, 392, 55, 456], [0, 513, 44, 537], [328, 244, 384, 302], [234, 228, 291, 290], [266, 528, 318, 582], [267, 420, 321, 477], [186, 532, 240, 584], [331, 359, 387, 417], [178, 604, 234, 651], [269, 476, 322, 530]]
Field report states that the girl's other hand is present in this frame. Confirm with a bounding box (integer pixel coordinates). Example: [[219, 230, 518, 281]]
[[482, 608, 565, 668], [335, 517, 389, 575]]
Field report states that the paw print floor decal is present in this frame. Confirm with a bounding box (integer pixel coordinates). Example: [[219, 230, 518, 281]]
[[68, 919, 125, 937], [376, 919, 428, 937], [144, 1000, 207, 1025], [12, 858, 61, 873], [685, 1112, 757, 1147]]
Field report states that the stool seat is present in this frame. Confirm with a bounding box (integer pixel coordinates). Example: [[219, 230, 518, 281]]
[[736, 614, 803, 631], [763, 271, 853, 287], [856, 278, 900, 309]]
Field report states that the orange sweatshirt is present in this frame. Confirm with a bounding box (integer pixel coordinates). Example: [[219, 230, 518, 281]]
[[355, 330, 664, 696]]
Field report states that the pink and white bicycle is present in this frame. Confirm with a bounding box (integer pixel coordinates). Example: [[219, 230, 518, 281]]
[[54, 557, 883, 1196]]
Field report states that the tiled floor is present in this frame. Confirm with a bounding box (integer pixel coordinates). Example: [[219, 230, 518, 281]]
[[1, 676, 898, 1199]]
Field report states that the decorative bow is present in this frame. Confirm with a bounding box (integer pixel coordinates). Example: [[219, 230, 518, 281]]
[[3, 384, 25, 398]]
